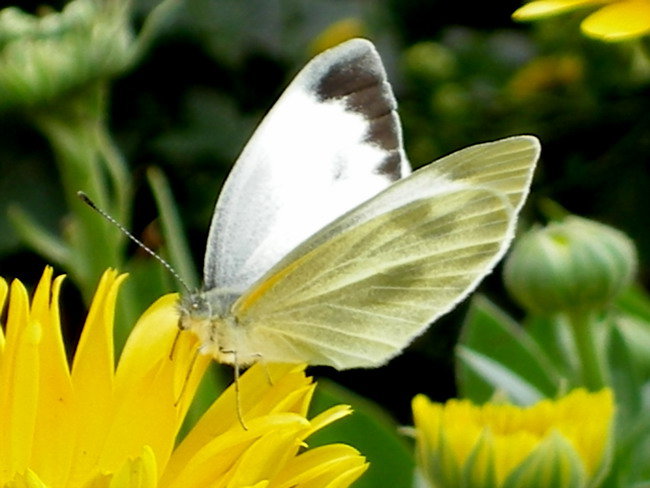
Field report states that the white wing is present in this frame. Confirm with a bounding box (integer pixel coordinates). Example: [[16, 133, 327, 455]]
[[231, 136, 539, 369], [203, 39, 410, 292]]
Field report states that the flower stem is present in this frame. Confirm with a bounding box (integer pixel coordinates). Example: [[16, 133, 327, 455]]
[[31, 83, 138, 349], [566, 310, 606, 391]]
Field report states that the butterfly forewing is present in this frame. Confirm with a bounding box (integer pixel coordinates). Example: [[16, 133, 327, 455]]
[[203, 39, 409, 293], [232, 187, 514, 369]]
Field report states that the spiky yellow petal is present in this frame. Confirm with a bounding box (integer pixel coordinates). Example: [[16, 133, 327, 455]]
[[0, 268, 367, 488], [582, 0, 650, 39]]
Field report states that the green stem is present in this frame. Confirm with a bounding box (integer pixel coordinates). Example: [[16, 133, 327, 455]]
[[566, 310, 606, 390], [31, 83, 138, 350]]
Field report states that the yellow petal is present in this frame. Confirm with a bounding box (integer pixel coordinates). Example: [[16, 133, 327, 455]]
[[69, 270, 125, 486], [513, 0, 605, 20], [109, 446, 158, 488], [226, 430, 302, 487], [4, 469, 48, 488], [302, 404, 353, 439], [0, 279, 41, 483], [101, 294, 207, 475], [581, 0, 650, 40], [241, 482, 269, 488], [31, 273, 75, 487], [245, 364, 313, 418], [170, 363, 310, 465], [274, 444, 368, 487], [162, 414, 308, 488], [115, 294, 209, 417], [321, 463, 369, 488], [0, 276, 8, 353]]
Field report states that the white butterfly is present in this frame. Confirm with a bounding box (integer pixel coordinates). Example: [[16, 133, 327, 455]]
[[178, 39, 539, 376]]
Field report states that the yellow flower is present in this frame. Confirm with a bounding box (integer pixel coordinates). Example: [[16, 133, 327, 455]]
[[309, 18, 366, 55], [508, 55, 584, 100], [513, 0, 650, 41], [413, 389, 614, 488], [0, 267, 368, 488]]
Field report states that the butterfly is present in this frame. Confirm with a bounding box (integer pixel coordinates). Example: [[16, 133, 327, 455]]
[[177, 38, 540, 378]]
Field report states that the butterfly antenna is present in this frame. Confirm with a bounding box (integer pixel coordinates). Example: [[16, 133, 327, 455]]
[[77, 191, 193, 294]]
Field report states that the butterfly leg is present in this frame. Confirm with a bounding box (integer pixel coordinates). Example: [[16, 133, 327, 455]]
[[168, 328, 183, 360], [221, 348, 249, 430]]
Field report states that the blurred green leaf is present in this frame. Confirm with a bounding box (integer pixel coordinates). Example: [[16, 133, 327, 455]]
[[8, 204, 70, 267], [616, 285, 650, 322], [614, 314, 650, 379], [148, 166, 199, 291], [457, 347, 545, 405], [607, 324, 643, 421], [457, 296, 560, 403]]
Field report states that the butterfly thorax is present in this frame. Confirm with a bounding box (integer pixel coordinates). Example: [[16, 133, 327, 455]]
[[178, 288, 258, 366]]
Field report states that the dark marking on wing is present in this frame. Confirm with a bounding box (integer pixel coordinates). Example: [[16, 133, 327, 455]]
[[376, 151, 402, 179], [313, 42, 405, 181]]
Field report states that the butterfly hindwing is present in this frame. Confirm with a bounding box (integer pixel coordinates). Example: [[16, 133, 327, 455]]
[[231, 136, 539, 369], [233, 187, 512, 368]]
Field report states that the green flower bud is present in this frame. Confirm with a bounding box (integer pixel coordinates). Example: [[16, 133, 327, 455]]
[[0, 0, 135, 111], [504, 216, 637, 315]]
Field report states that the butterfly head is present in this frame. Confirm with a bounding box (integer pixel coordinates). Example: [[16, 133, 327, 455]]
[[178, 288, 251, 365]]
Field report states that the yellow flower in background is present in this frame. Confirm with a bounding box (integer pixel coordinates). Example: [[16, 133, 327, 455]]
[[309, 18, 366, 55], [508, 55, 584, 100], [0, 267, 367, 488], [513, 0, 650, 41], [413, 389, 614, 488]]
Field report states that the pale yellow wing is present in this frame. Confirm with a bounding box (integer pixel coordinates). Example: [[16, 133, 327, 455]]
[[231, 136, 539, 369], [232, 188, 510, 369]]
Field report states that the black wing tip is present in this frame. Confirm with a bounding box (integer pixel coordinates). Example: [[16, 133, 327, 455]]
[[307, 39, 407, 180], [309, 39, 385, 101]]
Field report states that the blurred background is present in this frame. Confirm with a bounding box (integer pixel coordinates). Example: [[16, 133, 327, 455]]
[[1, 0, 649, 436]]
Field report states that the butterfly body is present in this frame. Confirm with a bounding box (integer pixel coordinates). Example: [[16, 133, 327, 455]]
[[177, 38, 540, 372]]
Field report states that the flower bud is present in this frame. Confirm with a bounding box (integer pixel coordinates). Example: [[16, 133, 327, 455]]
[[504, 216, 637, 315], [413, 389, 614, 488], [0, 0, 135, 111]]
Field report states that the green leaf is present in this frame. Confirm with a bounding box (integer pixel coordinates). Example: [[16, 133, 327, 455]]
[[607, 320, 643, 420], [457, 296, 560, 403], [147, 167, 199, 291], [8, 204, 70, 266], [308, 379, 415, 488], [615, 314, 650, 378], [615, 284, 650, 322], [457, 347, 545, 405]]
